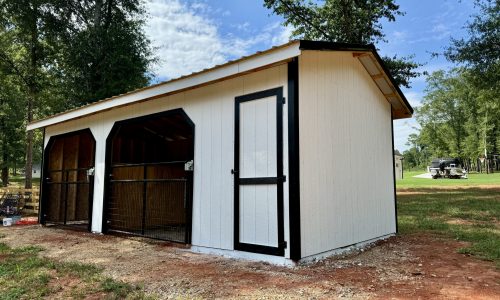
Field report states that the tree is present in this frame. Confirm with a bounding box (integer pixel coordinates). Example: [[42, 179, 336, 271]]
[[264, 0, 422, 88], [0, 71, 25, 186], [417, 70, 469, 158], [445, 0, 499, 90], [403, 133, 430, 169], [412, 68, 499, 172], [0, 0, 155, 187], [54, 0, 156, 106], [445, 0, 499, 171], [0, 0, 60, 188]]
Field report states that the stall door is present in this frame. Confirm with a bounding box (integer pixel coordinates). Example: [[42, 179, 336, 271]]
[[234, 87, 285, 256]]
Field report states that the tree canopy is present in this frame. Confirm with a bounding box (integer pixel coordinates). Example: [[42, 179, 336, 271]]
[[54, 0, 155, 106], [404, 0, 499, 171], [0, 0, 155, 187], [264, 0, 422, 88]]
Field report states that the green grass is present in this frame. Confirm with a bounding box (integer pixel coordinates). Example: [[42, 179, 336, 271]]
[[0, 240, 150, 299], [3, 175, 41, 188], [397, 186, 500, 267], [397, 170, 500, 189]]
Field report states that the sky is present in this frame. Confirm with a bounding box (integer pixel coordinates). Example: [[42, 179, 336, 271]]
[[144, 0, 479, 152]]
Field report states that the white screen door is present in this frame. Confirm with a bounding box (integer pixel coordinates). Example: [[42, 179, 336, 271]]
[[234, 87, 285, 256]]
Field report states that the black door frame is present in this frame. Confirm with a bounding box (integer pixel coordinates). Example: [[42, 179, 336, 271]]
[[40, 128, 96, 232], [234, 87, 285, 256], [102, 108, 195, 244]]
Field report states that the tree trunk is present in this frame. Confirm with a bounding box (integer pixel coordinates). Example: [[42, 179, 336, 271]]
[[25, 128, 33, 188], [25, 2, 38, 189], [1, 151, 8, 187]]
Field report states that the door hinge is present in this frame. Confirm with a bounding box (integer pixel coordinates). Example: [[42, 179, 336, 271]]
[[282, 97, 286, 104], [281, 241, 288, 249]]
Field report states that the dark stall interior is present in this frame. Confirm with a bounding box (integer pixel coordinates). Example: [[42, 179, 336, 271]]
[[106, 110, 194, 243], [43, 130, 95, 230]]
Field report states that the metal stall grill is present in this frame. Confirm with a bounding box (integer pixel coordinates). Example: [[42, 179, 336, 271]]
[[106, 161, 191, 243], [44, 167, 94, 229]]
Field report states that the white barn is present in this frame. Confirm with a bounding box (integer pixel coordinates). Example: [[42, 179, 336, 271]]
[[27, 40, 413, 264]]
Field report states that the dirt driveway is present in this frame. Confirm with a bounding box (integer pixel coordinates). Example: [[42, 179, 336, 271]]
[[1, 226, 499, 299]]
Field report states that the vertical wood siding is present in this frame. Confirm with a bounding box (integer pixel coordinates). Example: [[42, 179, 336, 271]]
[[44, 64, 289, 256], [299, 51, 396, 258]]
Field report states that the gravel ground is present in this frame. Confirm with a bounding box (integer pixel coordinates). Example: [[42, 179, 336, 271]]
[[0, 225, 499, 299]]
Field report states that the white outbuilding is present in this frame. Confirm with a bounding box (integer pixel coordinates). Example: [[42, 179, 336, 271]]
[[394, 150, 404, 180], [28, 40, 413, 264]]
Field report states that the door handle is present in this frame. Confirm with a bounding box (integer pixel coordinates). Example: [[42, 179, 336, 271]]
[[231, 169, 238, 175]]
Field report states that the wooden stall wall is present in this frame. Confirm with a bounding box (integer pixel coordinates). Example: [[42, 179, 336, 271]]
[[44, 130, 95, 225]]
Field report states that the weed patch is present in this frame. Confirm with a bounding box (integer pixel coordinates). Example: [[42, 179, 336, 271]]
[[0, 237, 146, 299]]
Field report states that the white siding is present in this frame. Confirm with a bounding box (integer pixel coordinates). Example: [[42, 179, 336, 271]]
[[298, 51, 396, 258], [43, 63, 290, 257]]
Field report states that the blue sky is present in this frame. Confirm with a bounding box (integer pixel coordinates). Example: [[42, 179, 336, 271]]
[[145, 0, 479, 151]]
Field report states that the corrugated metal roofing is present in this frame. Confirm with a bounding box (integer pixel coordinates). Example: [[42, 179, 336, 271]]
[[28, 40, 412, 130]]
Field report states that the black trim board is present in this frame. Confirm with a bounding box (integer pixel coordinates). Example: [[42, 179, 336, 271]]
[[234, 87, 285, 257], [287, 58, 301, 261], [38, 128, 46, 224], [298, 40, 413, 116], [391, 109, 398, 233], [299, 40, 377, 52], [239, 177, 285, 185]]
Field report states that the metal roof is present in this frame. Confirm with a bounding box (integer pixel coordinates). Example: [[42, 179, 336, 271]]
[[27, 40, 412, 130]]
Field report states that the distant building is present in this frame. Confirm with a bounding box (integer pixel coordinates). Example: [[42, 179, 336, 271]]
[[394, 150, 403, 180], [32, 163, 41, 178]]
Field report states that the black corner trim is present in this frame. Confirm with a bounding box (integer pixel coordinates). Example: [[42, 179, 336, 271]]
[[288, 57, 301, 261], [39, 128, 46, 225], [390, 109, 398, 233], [298, 40, 413, 116]]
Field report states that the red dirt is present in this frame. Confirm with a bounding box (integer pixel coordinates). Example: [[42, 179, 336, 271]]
[[0, 226, 498, 299]]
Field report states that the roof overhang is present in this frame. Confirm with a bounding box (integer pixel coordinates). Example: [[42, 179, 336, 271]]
[[28, 40, 412, 131]]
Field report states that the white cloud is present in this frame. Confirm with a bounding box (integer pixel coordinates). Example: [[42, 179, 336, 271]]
[[404, 91, 423, 108], [145, 0, 226, 79], [393, 90, 423, 151], [145, 0, 292, 80], [391, 30, 408, 43], [272, 24, 294, 45], [393, 118, 419, 152]]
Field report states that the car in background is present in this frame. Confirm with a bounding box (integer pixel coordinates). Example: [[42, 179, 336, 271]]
[[429, 158, 467, 179]]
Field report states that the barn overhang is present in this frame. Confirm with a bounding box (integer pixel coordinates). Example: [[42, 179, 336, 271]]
[[27, 40, 412, 131]]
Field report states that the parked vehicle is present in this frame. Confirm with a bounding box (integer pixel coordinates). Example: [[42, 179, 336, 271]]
[[429, 158, 467, 179]]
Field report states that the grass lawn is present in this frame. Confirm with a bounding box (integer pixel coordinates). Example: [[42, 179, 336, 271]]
[[0, 237, 149, 299], [4, 175, 41, 188], [397, 171, 500, 267], [398, 170, 500, 189]]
